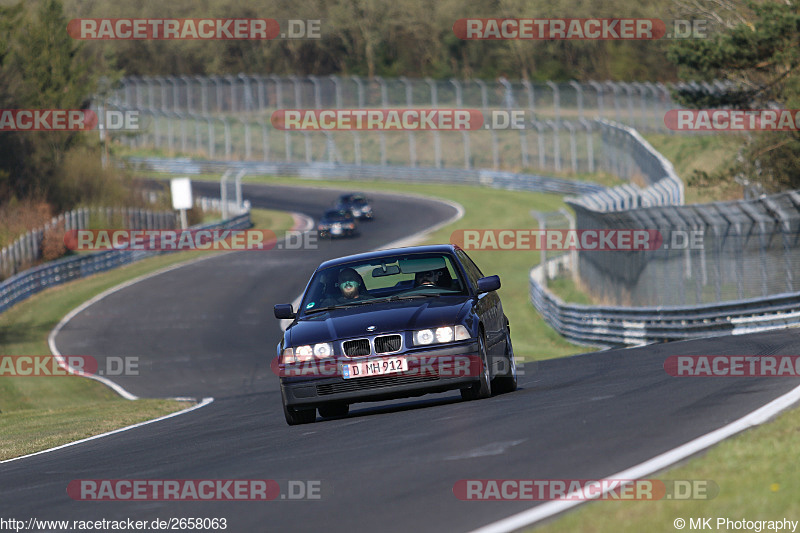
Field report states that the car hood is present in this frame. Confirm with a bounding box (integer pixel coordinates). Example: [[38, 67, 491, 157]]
[[288, 296, 469, 345]]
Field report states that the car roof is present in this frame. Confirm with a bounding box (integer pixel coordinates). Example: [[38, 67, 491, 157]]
[[316, 244, 461, 270]]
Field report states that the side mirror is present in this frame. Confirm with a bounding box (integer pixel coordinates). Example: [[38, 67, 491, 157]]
[[274, 304, 296, 319], [476, 275, 501, 294]]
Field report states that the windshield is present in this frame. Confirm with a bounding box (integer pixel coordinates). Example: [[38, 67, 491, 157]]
[[299, 252, 466, 315], [321, 211, 351, 222]]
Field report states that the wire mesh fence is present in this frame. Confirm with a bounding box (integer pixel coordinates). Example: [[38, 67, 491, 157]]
[[110, 75, 716, 131], [0, 207, 177, 280], [569, 190, 800, 306], [103, 75, 716, 176]]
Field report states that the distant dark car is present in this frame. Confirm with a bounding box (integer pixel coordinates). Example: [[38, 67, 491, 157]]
[[317, 209, 357, 238], [273, 244, 517, 425], [336, 193, 373, 220]]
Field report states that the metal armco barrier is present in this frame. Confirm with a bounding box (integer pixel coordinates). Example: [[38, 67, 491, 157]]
[[0, 207, 178, 279], [126, 157, 606, 196], [0, 212, 250, 316], [530, 254, 800, 348]]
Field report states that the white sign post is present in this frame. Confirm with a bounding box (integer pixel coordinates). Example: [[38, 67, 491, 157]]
[[170, 177, 193, 230]]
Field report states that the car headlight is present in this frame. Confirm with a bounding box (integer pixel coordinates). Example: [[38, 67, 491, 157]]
[[414, 329, 435, 345], [435, 327, 454, 343], [281, 347, 297, 364], [282, 343, 333, 363], [413, 325, 471, 346], [313, 343, 333, 358], [294, 345, 314, 362]]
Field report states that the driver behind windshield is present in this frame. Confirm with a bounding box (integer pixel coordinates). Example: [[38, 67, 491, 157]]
[[335, 267, 365, 301], [415, 269, 441, 287]]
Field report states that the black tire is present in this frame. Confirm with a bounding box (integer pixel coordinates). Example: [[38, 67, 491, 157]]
[[492, 328, 518, 394], [282, 391, 316, 425], [461, 333, 492, 400], [318, 403, 350, 418]]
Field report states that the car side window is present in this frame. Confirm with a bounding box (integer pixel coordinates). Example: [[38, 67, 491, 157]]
[[456, 250, 483, 288]]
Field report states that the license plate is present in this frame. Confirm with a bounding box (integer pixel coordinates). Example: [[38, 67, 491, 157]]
[[332, 226, 343, 234], [342, 356, 408, 379]]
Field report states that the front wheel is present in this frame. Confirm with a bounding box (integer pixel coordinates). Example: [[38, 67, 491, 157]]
[[282, 390, 316, 425], [461, 333, 492, 401], [492, 328, 518, 394]]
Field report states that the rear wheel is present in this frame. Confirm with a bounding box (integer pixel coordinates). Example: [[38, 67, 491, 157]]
[[492, 328, 518, 394], [461, 333, 492, 400], [318, 403, 350, 418]]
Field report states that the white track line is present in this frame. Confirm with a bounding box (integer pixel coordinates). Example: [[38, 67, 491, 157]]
[[469, 382, 800, 533], [48, 212, 314, 400], [0, 398, 214, 465], [5, 212, 314, 464], [48, 253, 227, 401]]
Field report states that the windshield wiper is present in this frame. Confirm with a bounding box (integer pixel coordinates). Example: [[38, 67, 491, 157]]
[[304, 294, 439, 314], [303, 302, 366, 314], [388, 293, 439, 300]]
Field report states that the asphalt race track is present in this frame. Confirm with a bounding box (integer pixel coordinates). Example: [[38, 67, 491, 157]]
[[3, 182, 800, 532]]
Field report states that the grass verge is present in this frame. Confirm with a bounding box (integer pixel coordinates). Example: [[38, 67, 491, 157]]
[[528, 401, 800, 532], [645, 133, 747, 204], [0, 208, 294, 460]]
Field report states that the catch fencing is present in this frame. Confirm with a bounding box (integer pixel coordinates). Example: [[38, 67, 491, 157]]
[[0, 207, 177, 280], [100, 75, 718, 175], [568, 189, 800, 307]]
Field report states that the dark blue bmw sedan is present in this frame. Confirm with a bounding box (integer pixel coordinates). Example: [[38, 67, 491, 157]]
[[273, 244, 517, 425]]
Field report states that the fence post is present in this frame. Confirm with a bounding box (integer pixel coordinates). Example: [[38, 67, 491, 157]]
[[547, 120, 561, 172], [580, 119, 594, 172], [546, 81, 560, 122], [220, 170, 231, 219]]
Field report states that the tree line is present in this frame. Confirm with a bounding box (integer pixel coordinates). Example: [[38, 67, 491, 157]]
[[0, 0, 798, 223]]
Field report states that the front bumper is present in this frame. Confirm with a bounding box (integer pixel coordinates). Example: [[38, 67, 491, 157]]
[[318, 227, 356, 238], [281, 342, 479, 408]]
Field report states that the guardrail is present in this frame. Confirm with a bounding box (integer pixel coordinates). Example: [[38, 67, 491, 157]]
[[0, 207, 178, 280], [530, 254, 800, 348], [127, 157, 606, 196], [567, 119, 684, 209], [0, 211, 251, 316]]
